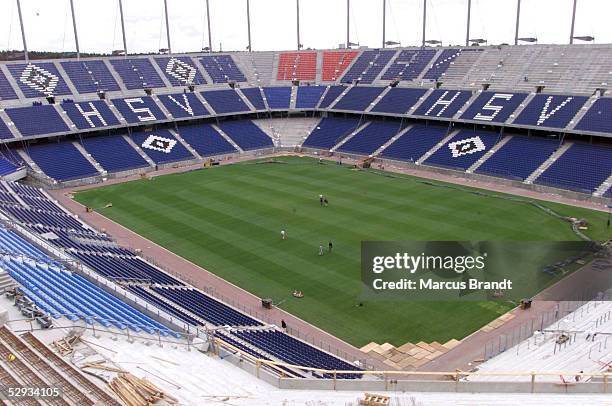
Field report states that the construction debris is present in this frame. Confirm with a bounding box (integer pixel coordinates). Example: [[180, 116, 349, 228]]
[[110, 372, 178, 406], [51, 333, 81, 356], [359, 392, 390, 406]]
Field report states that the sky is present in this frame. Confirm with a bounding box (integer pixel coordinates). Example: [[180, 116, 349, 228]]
[[1, 0, 611, 54]]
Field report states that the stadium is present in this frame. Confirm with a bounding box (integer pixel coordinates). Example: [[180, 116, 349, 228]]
[[0, 0, 611, 404]]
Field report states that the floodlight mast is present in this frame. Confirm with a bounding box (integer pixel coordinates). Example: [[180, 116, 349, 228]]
[[16, 0, 29, 62], [69, 0, 80, 59], [163, 0, 172, 54], [118, 0, 128, 56]]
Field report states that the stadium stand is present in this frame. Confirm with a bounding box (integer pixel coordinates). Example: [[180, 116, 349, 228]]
[[200, 89, 251, 114], [277, 52, 317, 81], [381, 124, 450, 162], [240, 87, 267, 110], [176, 123, 237, 157], [0, 157, 20, 176], [111, 96, 167, 123], [341, 49, 396, 84], [331, 86, 384, 111], [157, 92, 210, 119], [575, 98, 612, 133], [25, 141, 99, 181], [130, 129, 194, 164], [413, 89, 473, 118], [7, 62, 72, 98], [61, 100, 121, 130], [80, 134, 150, 173], [302, 117, 361, 150], [0, 118, 14, 140], [5, 105, 69, 136], [218, 120, 274, 151], [263, 86, 292, 109], [154, 56, 206, 86], [381, 49, 437, 81], [337, 121, 402, 155], [295, 85, 326, 109], [370, 87, 428, 114], [152, 286, 261, 327], [423, 48, 481, 81], [0, 69, 18, 100], [424, 129, 500, 170], [321, 50, 359, 82], [460, 91, 528, 123], [513, 94, 589, 128], [60, 60, 121, 94], [475, 135, 559, 180], [109, 58, 166, 89], [536, 142, 612, 193], [318, 85, 346, 108], [199, 55, 246, 83]]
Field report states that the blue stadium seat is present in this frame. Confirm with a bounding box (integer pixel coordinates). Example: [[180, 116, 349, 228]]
[[371, 88, 427, 114], [201, 89, 250, 114], [81, 134, 149, 173], [157, 93, 210, 119], [332, 87, 385, 111], [337, 121, 402, 155], [60, 60, 121, 94], [513, 94, 588, 129], [381, 49, 436, 81], [130, 129, 194, 164], [5, 105, 70, 137], [295, 86, 326, 109], [318, 85, 346, 108], [109, 58, 166, 89], [218, 121, 273, 151], [575, 98, 612, 134], [111, 97, 167, 124], [0, 69, 18, 100], [302, 117, 361, 150], [62, 100, 120, 130], [240, 87, 266, 110], [341, 50, 396, 84], [263, 87, 292, 109], [199, 55, 246, 83], [413, 89, 473, 118], [0, 119, 14, 140], [381, 124, 449, 162], [26, 141, 99, 181], [7, 62, 72, 98], [154, 56, 206, 86], [176, 124, 237, 157], [423, 49, 481, 80], [460, 91, 527, 123], [424, 129, 500, 171]]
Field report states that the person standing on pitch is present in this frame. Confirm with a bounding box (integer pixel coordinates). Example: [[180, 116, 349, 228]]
[[328, 241, 333, 253], [319, 194, 324, 206], [281, 229, 287, 240], [319, 243, 324, 256]]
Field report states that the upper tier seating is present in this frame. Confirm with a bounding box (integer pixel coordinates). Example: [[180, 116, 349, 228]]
[[157, 93, 210, 119], [109, 58, 166, 89], [154, 56, 206, 86], [460, 91, 528, 123], [152, 286, 262, 327], [536, 143, 612, 193], [371, 87, 427, 114], [423, 48, 480, 81], [318, 85, 346, 108], [476, 136, 558, 180], [321, 51, 358, 82], [424, 129, 500, 170], [218, 120, 274, 151], [302, 117, 361, 150], [295, 85, 326, 109], [199, 55, 246, 83], [60, 60, 121, 94], [0, 226, 48, 260], [201, 89, 250, 114], [7, 62, 72, 98], [413, 89, 473, 118], [232, 330, 362, 379], [176, 123, 237, 157], [26, 141, 99, 181], [337, 121, 402, 155], [332, 86, 384, 111], [513, 94, 588, 129], [81, 134, 149, 173], [111, 96, 167, 124], [240, 87, 266, 110], [381, 49, 437, 81], [62, 100, 121, 130], [277, 52, 317, 81], [127, 285, 201, 326], [263, 86, 292, 109], [131, 129, 194, 164], [381, 124, 449, 162], [0, 69, 18, 100], [5, 105, 69, 137], [341, 50, 396, 84], [3, 205, 86, 230], [575, 98, 612, 133]]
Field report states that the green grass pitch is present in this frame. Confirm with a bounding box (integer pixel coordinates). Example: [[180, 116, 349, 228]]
[[74, 157, 610, 347]]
